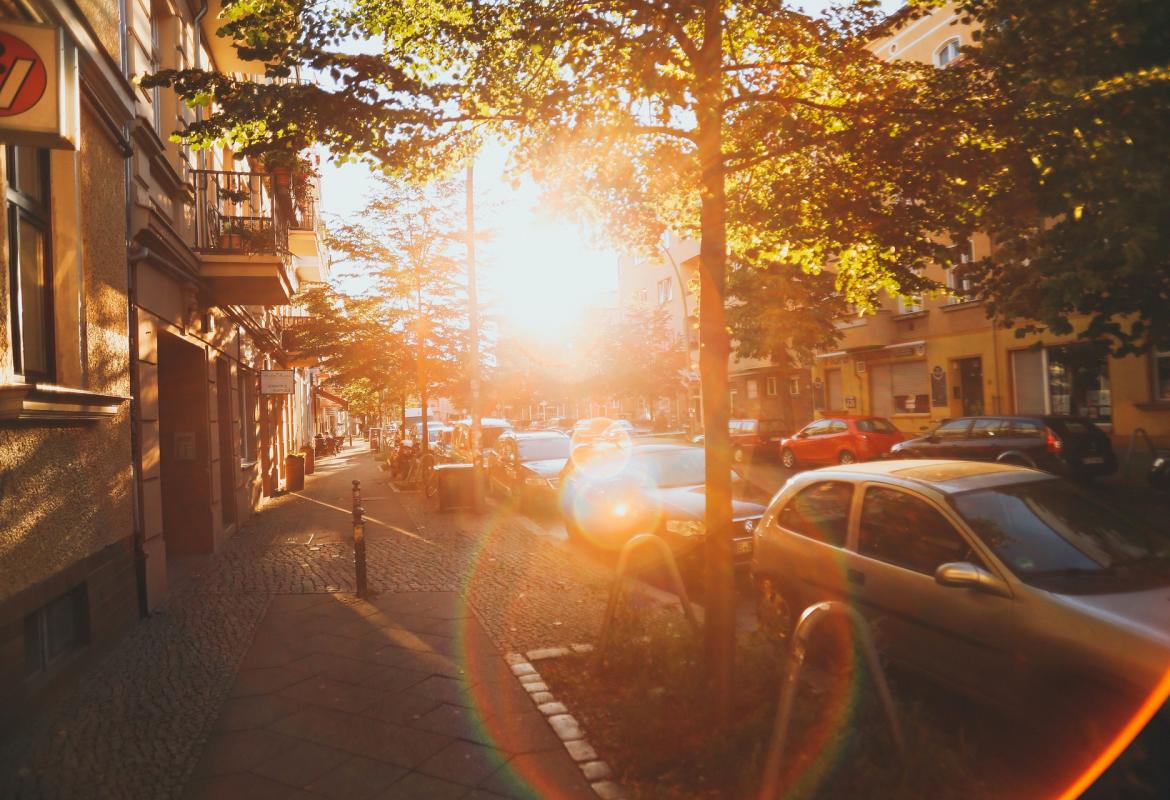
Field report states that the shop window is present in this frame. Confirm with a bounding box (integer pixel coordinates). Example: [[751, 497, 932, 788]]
[[6, 147, 54, 381], [25, 585, 88, 676], [1011, 344, 1112, 423], [1155, 351, 1170, 401], [870, 361, 929, 415]]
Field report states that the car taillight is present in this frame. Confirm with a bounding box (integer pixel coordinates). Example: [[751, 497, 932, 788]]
[[1045, 427, 1062, 455]]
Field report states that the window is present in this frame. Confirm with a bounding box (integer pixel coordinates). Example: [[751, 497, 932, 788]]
[[826, 419, 848, 434], [1156, 351, 1170, 401], [970, 418, 1008, 438], [1007, 419, 1043, 437], [859, 487, 978, 574], [7, 146, 54, 381], [856, 418, 897, 434], [946, 239, 974, 304], [240, 369, 259, 463], [746, 379, 758, 400], [778, 481, 854, 547], [788, 377, 800, 396], [25, 585, 88, 675], [896, 293, 923, 315], [657, 277, 673, 305], [766, 377, 779, 396], [935, 37, 961, 68], [634, 288, 648, 303], [870, 361, 929, 415], [801, 419, 832, 437], [934, 418, 973, 440]]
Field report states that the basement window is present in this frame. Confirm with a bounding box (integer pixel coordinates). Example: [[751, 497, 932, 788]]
[[25, 585, 88, 676]]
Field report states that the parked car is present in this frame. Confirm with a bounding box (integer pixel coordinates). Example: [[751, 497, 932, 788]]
[[780, 416, 904, 468], [488, 430, 572, 510], [543, 417, 577, 434], [448, 418, 513, 463], [571, 417, 634, 447], [729, 419, 787, 463], [889, 415, 1117, 480], [560, 443, 764, 568], [752, 459, 1170, 728]]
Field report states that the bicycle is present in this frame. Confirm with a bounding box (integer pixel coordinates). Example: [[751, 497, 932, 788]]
[[419, 452, 440, 498]]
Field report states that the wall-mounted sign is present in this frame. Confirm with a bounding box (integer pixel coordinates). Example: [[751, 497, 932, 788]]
[[845, 396, 857, 409], [930, 365, 948, 407], [0, 23, 78, 149], [174, 432, 196, 461], [260, 369, 295, 394]]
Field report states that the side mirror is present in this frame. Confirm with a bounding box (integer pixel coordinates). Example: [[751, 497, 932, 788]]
[[934, 562, 1011, 598]]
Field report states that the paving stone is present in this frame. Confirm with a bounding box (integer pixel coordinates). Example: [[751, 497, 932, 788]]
[[591, 780, 626, 799], [564, 740, 598, 762], [183, 771, 301, 800], [504, 653, 525, 665], [375, 771, 468, 800], [190, 728, 301, 777], [538, 701, 568, 716], [547, 715, 584, 741], [518, 674, 544, 686], [279, 677, 384, 715], [484, 752, 596, 800], [211, 694, 304, 733], [417, 739, 509, 786], [252, 739, 350, 788], [570, 644, 595, 654], [271, 707, 451, 769], [580, 761, 612, 781], [525, 647, 569, 661], [529, 692, 555, 705], [410, 703, 495, 745], [521, 682, 549, 694], [408, 675, 474, 707], [305, 755, 407, 800], [510, 663, 538, 677]]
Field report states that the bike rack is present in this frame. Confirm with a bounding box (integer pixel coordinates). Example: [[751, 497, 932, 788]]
[[1123, 427, 1164, 478], [600, 533, 700, 651], [758, 601, 904, 800]]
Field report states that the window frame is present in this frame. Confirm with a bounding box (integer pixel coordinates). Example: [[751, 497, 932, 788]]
[[1153, 350, 1170, 402], [657, 277, 673, 305], [776, 480, 856, 549], [6, 146, 55, 382], [935, 36, 962, 68], [945, 239, 975, 304], [856, 483, 984, 576]]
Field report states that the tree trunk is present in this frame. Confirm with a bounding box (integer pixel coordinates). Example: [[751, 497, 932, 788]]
[[696, 0, 734, 721]]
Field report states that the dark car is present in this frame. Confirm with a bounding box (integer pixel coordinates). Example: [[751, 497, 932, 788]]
[[559, 443, 764, 567], [729, 418, 787, 463], [488, 430, 572, 510], [448, 418, 513, 464], [889, 415, 1117, 479]]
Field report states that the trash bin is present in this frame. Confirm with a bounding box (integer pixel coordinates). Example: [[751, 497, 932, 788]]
[[301, 445, 315, 475], [435, 463, 476, 511], [285, 453, 306, 492]]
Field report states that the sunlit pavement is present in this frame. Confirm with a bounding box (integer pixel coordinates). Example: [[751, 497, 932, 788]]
[[0, 445, 609, 800]]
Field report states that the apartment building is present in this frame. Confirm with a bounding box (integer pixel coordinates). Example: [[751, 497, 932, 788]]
[[617, 234, 814, 432], [808, 3, 1169, 448], [0, 0, 329, 716]]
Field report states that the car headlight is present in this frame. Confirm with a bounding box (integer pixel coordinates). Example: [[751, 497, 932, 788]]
[[665, 519, 706, 537]]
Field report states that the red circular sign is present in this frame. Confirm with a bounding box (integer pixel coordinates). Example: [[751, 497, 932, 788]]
[[0, 31, 49, 118]]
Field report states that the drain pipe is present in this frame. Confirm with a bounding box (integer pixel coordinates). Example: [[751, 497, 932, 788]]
[[127, 239, 152, 618]]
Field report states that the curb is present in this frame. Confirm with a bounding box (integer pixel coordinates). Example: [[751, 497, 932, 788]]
[[505, 645, 626, 800]]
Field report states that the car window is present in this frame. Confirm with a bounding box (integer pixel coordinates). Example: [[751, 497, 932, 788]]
[[802, 420, 831, 437], [970, 419, 1008, 438], [741, 420, 758, 434], [827, 420, 848, 434], [777, 481, 854, 547], [1007, 419, 1043, 437], [857, 418, 898, 434], [859, 486, 981, 574], [934, 419, 973, 440], [518, 437, 571, 461], [729, 420, 742, 433]]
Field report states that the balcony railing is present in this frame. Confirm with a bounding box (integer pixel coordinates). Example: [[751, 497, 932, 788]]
[[289, 197, 318, 232], [192, 169, 288, 256]]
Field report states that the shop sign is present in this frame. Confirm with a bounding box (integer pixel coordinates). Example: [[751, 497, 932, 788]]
[[260, 369, 295, 394], [930, 365, 948, 407], [0, 22, 78, 149]]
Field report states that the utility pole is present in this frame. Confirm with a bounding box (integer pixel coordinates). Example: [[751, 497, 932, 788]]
[[467, 161, 484, 511]]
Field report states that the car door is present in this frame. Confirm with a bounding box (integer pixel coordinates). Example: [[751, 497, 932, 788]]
[[960, 418, 1009, 460], [921, 418, 974, 459], [763, 480, 856, 611], [843, 483, 1019, 701], [500, 440, 520, 496], [804, 419, 839, 462], [791, 419, 830, 461]]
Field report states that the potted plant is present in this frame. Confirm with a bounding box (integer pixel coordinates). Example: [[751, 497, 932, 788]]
[[218, 217, 244, 250]]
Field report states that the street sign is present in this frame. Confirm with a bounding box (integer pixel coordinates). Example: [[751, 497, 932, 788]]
[[0, 23, 78, 149], [260, 369, 295, 394]]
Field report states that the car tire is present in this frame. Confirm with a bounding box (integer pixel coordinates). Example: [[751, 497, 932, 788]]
[[838, 450, 857, 465], [781, 448, 797, 469], [755, 575, 797, 644]]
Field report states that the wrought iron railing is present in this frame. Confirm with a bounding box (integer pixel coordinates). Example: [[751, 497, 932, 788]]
[[289, 197, 317, 232], [192, 169, 288, 256]]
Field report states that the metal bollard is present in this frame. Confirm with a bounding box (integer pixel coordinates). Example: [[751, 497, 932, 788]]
[[352, 480, 368, 598], [600, 533, 700, 653]]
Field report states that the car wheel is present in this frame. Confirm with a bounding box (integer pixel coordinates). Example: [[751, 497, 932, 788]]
[[781, 448, 797, 469], [755, 575, 797, 644], [838, 450, 857, 465]]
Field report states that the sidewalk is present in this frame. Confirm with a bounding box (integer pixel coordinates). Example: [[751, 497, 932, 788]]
[[0, 446, 612, 799]]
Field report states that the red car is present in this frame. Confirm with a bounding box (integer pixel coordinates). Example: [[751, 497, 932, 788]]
[[779, 415, 904, 467]]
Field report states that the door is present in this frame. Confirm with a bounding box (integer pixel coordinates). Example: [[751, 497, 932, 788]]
[[800, 419, 835, 462], [846, 484, 1018, 698], [922, 418, 973, 458], [825, 369, 844, 411], [769, 480, 856, 610], [955, 357, 985, 416], [215, 357, 237, 527]]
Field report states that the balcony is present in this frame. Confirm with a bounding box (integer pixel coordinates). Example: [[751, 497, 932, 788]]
[[193, 169, 295, 305], [834, 309, 898, 352]]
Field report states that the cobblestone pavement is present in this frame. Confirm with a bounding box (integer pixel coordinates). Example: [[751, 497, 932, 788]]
[[0, 446, 621, 799]]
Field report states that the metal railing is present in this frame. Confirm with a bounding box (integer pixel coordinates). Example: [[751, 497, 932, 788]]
[[289, 197, 318, 232], [600, 533, 700, 652], [191, 169, 287, 256]]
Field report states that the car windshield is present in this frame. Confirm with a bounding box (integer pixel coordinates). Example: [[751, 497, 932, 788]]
[[519, 438, 570, 461], [952, 480, 1170, 590], [630, 448, 707, 488], [857, 418, 897, 434], [482, 427, 508, 448]]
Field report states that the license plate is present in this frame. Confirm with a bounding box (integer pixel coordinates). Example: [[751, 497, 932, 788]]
[[1082, 456, 1104, 465], [734, 539, 753, 555]]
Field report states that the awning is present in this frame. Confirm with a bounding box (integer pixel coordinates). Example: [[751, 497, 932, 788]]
[[314, 386, 349, 409]]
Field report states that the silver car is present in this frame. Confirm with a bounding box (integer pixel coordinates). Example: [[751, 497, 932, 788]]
[[752, 459, 1170, 724]]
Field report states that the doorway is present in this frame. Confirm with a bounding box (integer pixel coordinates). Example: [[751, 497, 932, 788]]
[[215, 356, 237, 528], [157, 332, 213, 554], [955, 357, 984, 416]]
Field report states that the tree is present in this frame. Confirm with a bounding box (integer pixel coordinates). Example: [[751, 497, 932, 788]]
[[588, 306, 688, 418], [908, 0, 1170, 353], [326, 176, 470, 449]]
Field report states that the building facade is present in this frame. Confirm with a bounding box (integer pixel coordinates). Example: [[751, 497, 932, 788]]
[[806, 3, 1170, 450], [0, 0, 329, 718]]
